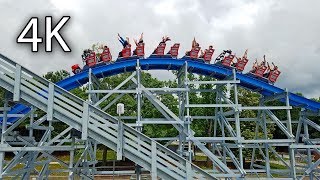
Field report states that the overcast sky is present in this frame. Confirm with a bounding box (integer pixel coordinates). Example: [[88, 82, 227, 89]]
[[0, 0, 319, 98]]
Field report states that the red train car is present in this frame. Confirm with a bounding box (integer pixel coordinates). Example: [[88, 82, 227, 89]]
[[169, 43, 180, 57], [154, 43, 166, 55], [203, 49, 215, 63], [254, 65, 267, 78], [222, 54, 235, 67], [85, 52, 97, 67], [236, 58, 249, 72], [136, 43, 145, 57], [121, 46, 131, 58], [71, 64, 81, 74], [100, 48, 112, 63], [268, 69, 281, 83], [190, 47, 201, 59]]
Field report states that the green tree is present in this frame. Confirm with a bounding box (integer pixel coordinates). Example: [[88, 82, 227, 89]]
[[43, 70, 70, 83]]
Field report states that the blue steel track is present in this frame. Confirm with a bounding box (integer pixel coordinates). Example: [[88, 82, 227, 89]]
[[5, 57, 320, 123]]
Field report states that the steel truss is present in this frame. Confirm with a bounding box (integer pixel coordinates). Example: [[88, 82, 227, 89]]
[[0, 58, 319, 179], [86, 60, 320, 179], [0, 56, 213, 179]]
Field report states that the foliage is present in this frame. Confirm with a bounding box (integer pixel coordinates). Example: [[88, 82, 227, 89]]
[[43, 70, 70, 83]]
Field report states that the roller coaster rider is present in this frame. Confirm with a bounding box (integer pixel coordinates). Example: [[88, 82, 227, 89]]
[[133, 33, 144, 55], [152, 36, 171, 54], [263, 62, 277, 78], [250, 59, 259, 73], [186, 37, 199, 56], [260, 55, 267, 67], [82, 49, 92, 61], [160, 35, 171, 44], [199, 45, 214, 58], [118, 33, 131, 57]]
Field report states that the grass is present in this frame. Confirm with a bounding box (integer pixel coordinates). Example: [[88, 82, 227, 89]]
[[5, 149, 291, 178], [269, 162, 287, 169], [3, 149, 118, 177], [53, 149, 117, 162], [4, 163, 68, 178], [260, 161, 287, 169], [6, 149, 117, 162], [194, 155, 207, 161], [96, 149, 116, 160]]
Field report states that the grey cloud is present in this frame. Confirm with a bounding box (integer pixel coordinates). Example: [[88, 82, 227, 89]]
[[0, 0, 319, 98]]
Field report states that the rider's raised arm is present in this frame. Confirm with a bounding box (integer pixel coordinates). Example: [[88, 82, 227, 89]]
[[118, 37, 124, 45], [243, 49, 248, 59], [192, 37, 196, 48], [140, 33, 143, 41], [236, 56, 241, 63], [271, 62, 275, 70], [134, 39, 138, 46]]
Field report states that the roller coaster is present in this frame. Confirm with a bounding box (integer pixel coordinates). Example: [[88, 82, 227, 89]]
[[0, 38, 319, 179], [71, 41, 280, 85]]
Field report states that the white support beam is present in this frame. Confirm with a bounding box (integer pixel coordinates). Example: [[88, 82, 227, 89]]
[[139, 87, 189, 92], [187, 137, 244, 142], [87, 90, 137, 94], [186, 162, 192, 180], [116, 121, 124, 160], [88, 68, 100, 88], [101, 85, 136, 111], [186, 80, 240, 85], [304, 118, 320, 132], [140, 120, 183, 125], [81, 102, 89, 140], [0, 107, 11, 111], [0, 145, 82, 151], [265, 109, 294, 138], [3, 110, 33, 136], [151, 141, 157, 180], [239, 106, 292, 110], [290, 144, 320, 149], [240, 139, 295, 143], [47, 83, 54, 121], [13, 64, 21, 102], [152, 137, 179, 141], [305, 158, 320, 174], [94, 72, 136, 107], [186, 104, 241, 108]]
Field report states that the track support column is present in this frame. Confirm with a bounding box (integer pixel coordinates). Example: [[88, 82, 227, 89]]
[[177, 63, 186, 157], [13, 64, 21, 102], [184, 62, 192, 162], [116, 121, 124, 160], [0, 91, 9, 179], [68, 135, 75, 180], [261, 99, 271, 178], [232, 68, 245, 177], [285, 88, 296, 179], [135, 59, 142, 180], [151, 141, 157, 179]]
